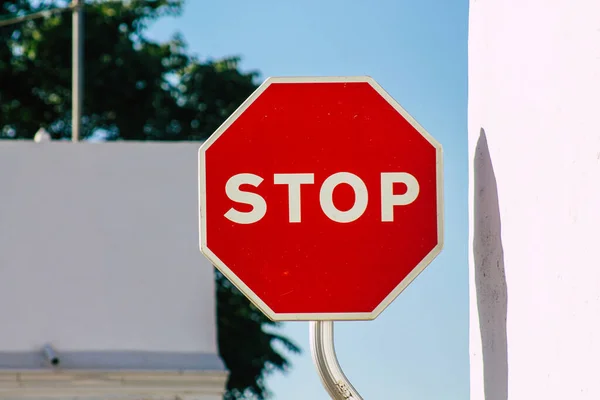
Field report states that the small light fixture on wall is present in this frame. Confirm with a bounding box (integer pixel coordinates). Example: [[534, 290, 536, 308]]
[[34, 128, 52, 143], [42, 344, 60, 367]]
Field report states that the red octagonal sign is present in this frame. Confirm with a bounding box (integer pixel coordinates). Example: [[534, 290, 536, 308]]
[[199, 77, 443, 321]]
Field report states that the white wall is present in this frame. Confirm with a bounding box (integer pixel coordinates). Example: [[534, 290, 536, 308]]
[[469, 1, 600, 399], [0, 141, 220, 367]]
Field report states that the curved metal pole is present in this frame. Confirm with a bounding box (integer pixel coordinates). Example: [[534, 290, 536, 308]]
[[310, 321, 363, 399]]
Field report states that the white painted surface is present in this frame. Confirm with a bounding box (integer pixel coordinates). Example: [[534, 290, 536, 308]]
[[0, 142, 218, 355], [469, 1, 600, 399], [0, 370, 225, 400]]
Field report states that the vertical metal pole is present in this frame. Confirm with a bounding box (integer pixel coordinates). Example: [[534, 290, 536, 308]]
[[71, 0, 83, 142], [310, 321, 363, 400]]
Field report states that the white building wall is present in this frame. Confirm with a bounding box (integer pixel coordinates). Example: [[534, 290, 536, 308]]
[[0, 141, 226, 399], [469, 1, 600, 399]]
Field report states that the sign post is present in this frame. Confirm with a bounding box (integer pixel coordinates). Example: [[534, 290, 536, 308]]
[[311, 321, 362, 399], [198, 76, 443, 399]]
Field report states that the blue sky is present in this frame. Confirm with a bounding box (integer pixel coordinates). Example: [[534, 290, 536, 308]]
[[148, 1, 469, 398]]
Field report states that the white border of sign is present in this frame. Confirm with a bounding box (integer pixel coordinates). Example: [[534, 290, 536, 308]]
[[198, 76, 444, 321]]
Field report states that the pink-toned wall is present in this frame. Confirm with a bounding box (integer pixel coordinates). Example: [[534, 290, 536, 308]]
[[469, 1, 600, 399]]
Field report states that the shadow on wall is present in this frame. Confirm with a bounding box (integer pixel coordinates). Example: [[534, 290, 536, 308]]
[[474, 128, 508, 400]]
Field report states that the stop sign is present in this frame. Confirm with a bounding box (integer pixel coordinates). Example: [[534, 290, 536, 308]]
[[199, 76, 443, 321]]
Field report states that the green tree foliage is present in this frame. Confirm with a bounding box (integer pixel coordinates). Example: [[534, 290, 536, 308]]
[[0, 0, 257, 141], [0, 1, 300, 398], [217, 271, 301, 400]]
